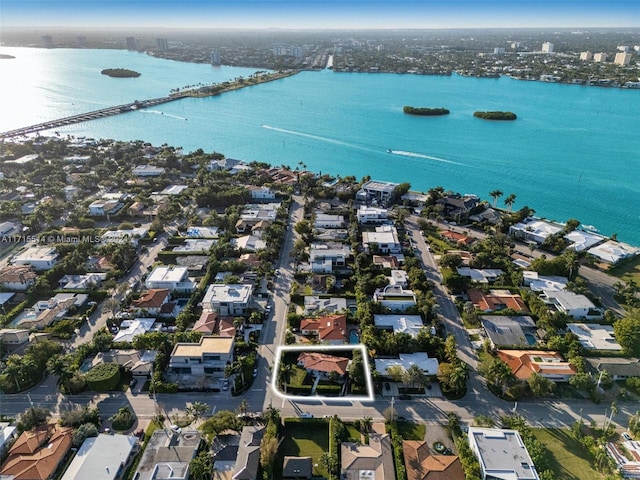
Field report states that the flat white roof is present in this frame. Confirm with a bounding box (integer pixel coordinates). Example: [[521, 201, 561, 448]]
[[564, 230, 606, 252], [147, 266, 189, 284], [567, 323, 622, 350], [588, 240, 640, 264], [469, 427, 539, 480], [203, 283, 252, 304], [14, 245, 57, 262], [375, 353, 439, 376], [61, 434, 137, 480], [362, 180, 399, 193], [374, 314, 424, 336], [546, 290, 595, 310]]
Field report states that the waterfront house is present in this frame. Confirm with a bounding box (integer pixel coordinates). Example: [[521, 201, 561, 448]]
[[436, 193, 479, 220], [587, 240, 640, 265], [509, 217, 563, 245], [356, 179, 399, 205]]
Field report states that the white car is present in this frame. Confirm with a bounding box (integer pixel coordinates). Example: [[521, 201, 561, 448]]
[[622, 432, 633, 441], [170, 424, 182, 434]]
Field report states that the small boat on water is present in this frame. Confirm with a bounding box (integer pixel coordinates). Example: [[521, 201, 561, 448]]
[[387, 149, 393, 153], [581, 224, 599, 233]]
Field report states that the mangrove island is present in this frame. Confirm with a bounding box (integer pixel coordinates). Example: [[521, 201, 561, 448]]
[[403, 106, 450, 116], [101, 68, 141, 78], [473, 111, 517, 120]]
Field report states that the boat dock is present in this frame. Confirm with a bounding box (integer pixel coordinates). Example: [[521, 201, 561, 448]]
[[0, 94, 186, 139]]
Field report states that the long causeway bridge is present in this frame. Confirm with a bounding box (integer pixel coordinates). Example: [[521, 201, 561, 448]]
[[0, 94, 186, 139]]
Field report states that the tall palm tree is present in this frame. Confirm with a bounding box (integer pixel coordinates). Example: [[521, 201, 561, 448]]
[[488, 358, 514, 396], [449, 363, 468, 395], [489, 189, 503, 207], [504, 193, 517, 211], [361, 416, 373, 434]]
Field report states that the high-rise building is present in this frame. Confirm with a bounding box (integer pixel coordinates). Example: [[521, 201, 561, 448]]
[[125, 37, 139, 51], [617, 45, 630, 52], [594, 52, 608, 63], [210, 51, 221, 65], [614, 52, 633, 66], [493, 47, 505, 55], [580, 51, 593, 61], [156, 38, 169, 51], [541, 42, 554, 53]]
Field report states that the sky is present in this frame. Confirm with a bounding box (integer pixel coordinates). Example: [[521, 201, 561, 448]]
[[1, 0, 639, 29]]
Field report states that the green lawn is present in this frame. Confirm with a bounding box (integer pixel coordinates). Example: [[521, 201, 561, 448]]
[[532, 428, 605, 480], [346, 424, 362, 442], [289, 366, 309, 386], [279, 420, 330, 478], [609, 256, 640, 283], [397, 422, 426, 441]]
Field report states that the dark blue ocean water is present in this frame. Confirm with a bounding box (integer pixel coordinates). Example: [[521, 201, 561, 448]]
[[1, 47, 639, 243]]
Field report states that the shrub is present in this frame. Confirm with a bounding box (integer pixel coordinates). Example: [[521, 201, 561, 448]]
[[85, 362, 120, 391]]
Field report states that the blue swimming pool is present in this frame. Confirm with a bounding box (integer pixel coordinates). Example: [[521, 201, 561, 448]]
[[349, 329, 360, 344], [525, 333, 536, 345]]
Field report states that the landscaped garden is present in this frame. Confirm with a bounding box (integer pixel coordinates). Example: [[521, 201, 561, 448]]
[[278, 419, 330, 478], [532, 428, 607, 480]]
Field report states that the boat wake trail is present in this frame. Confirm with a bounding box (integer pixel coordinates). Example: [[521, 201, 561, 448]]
[[388, 150, 463, 166], [261, 125, 378, 154], [141, 110, 187, 121]]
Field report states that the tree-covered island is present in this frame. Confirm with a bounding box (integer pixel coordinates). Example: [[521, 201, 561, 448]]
[[100, 68, 141, 78], [473, 111, 517, 120], [403, 106, 450, 116]]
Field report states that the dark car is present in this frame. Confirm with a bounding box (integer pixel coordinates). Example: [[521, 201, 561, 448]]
[[399, 394, 411, 400], [129, 378, 138, 388], [384, 382, 390, 391]]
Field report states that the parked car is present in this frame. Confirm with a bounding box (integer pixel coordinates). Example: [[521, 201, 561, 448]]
[[622, 432, 633, 441], [222, 380, 229, 391], [252, 368, 258, 378], [170, 424, 182, 434], [129, 378, 137, 388], [300, 412, 314, 418]]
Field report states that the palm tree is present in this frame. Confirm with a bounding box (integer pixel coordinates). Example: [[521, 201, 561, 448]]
[[185, 401, 209, 424], [488, 358, 514, 396], [504, 193, 516, 211], [449, 363, 468, 395], [403, 364, 426, 389], [361, 416, 373, 434], [237, 399, 249, 416], [489, 189, 503, 207]]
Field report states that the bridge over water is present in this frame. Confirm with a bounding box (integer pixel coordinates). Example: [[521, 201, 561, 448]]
[[0, 94, 186, 139]]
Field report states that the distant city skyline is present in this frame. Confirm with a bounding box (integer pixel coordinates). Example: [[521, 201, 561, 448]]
[[2, 0, 639, 29]]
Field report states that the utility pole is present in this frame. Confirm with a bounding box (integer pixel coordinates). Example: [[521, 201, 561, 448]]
[[390, 396, 395, 423]]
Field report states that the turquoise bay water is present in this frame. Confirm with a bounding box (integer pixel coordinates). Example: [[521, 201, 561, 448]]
[[1, 47, 639, 244]]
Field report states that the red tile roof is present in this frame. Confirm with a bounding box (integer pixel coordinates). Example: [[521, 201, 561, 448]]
[[1, 424, 73, 480], [300, 315, 347, 342], [402, 440, 464, 480], [468, 289, 528, 312], [297, 352, 349, 375], [132, 289, 170, 309], [497, 350, 577, 381]]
